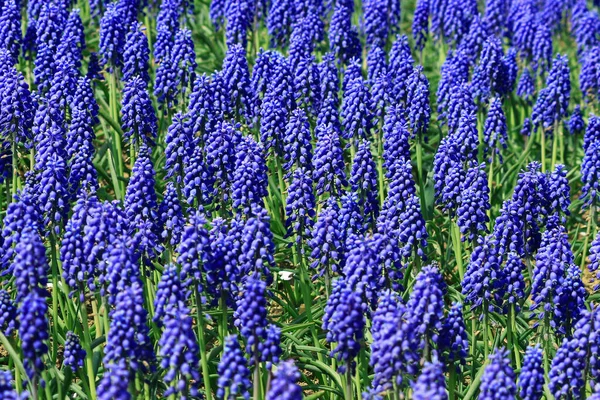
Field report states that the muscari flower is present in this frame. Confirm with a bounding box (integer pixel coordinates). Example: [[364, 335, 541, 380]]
[[433, 136, 463, 214], [319, 53, 340, 107], [122, 23, 150, 84], [104, 281, 154, 372], [483, 97, 508, 161], [294, 55, 321, 118], [266, 54, 295, 113], [165, 113, 193, 186], [517, 68, 535, 103], [250, 49, 273, 115], [97, 360, 132, 400], [363, 0, 389, 48], [0, 65, 35, 146], [462, 236, 506, 312], [225, 0, 252, 49], [239, 206, 275, 282], [343, 235, 384, 311], [232, 137, 269, 216], [154, 53, 178, 109], [397, 194, 428, 259], [310, 198, 342, 276], [341, 76, 373, 141], [159, 183, 185, 247], [159, 299, 201, 398], [328, 1, 361, 63], [367, 45, 387, 83], [446, 83, 477, 135], [0, 370, 21, 399], [153, 263, 186, 326], [379, 157, 416, 234], [234, 273, 268, 357], [549, 309, 600, 398], [0, 0, 22, 63], [222, 44, 254, 122], [0, 290, 17, 336], [405, 265, 446, 355], [457, 162, 490, 242], [322, 278, 366, 372], [368, 291, 411, 395], [57, 9, 86, 68], [176, 210, 209, 292], [471, 36, 505, 103], [217, 335, 252, 400], [121, 76, 158, 146], [412, 361, 447, 400], [406, 66, 431, 138], [266, 361, 303, 400], [532, 54, 571, 132], [553, 262, 587, 337], [63, 331, 86, 372], [568, 105, 585, 135], [518, 345, 545, 400], [154, 0, 180, 61], [186, 74, 215, 140], [260, 91, 287, 158], [350, 139, 379, 226], [580, 46, 600, 102], [19, 290, 49, 383], [98, 2, 126, 69], [124, 144, 162, 262], [171, 28, 197, 99], [283, 108, 313, 174], [412, 0, 429, 52], [286, 167, 316, 243], [439, 302, 469, 371], [382, 105, 411, 172], [484, 0, 509, 35], [532, 23, 553, 74], [503, 251, 526, 307], [480, 348, 517, 400]]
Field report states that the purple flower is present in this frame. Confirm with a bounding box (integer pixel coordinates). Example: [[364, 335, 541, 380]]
[[439, 302, 469, 370], [283, 109, 313, 173], [532, 54, 571, 131], [405, 265, 446, 354], [398, 194, 428, 259], [517, 68, 535, 103], [158, 299, 201, 398], [519, 346, 545, 400], [568, 105, 585, 135], [309, 198, 342, 276], [462, 236, 506, 312], [383, 105, 411, 171], [268, 0, 295, 47], [121, 76, 158, 146], [0, 0, 22, 63], [217, 335, 251, 399], [480, 349, 517, 399], [341, 76, 373, 140], [239, 206, 275, 282], [532, 23, 553, 74], [364, 0, 389, 48], [406, 66, 431, 138], [165, 113, 193, 186], [412, 0, 429, 51], [63, 331, 86, 372], [104, 281, 154, 371], [124, 144, 162, 262], [457, 162, 490, 242], [412, 361, 447, 400], [176, 210, 209, 291], [232, 137, 269, 216], [97, 360, 132, 400], [503, 252, 525, 306], [234, 273, 268, 357], [483, 97, 508, 161], [122, 23, 150, 84], [266, 361, 303, 400], [286, 167, 316, 242], [484, 0, 508, 34], [19, 290, 49, 383], [329, 1, 361, 63], [223, 44, 254, 122], [322, 278, 366, 371], [312, 124, 345, 196], [0, 290, 17, 336], [159, 183, 185, 247]]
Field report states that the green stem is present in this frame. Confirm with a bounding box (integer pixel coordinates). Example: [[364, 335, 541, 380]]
[[540, 126, 546, 173], [581, 204, 597, 271], [551, 120, 559, 171], [483, 303, 490, 360], [449, 366, 457, 400], [50, 233, 60, 361], [344, 364, 353, 400], [108, 72, 125, 199], [511, 305, 522, 370], [79, 286, 97, 399], [253, 351, 262, 400], [194, 286, 213, 400], [451, 221, 464, 281]]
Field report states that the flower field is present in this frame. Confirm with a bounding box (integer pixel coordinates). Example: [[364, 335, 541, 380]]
[[1, 0, 600, 398]]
